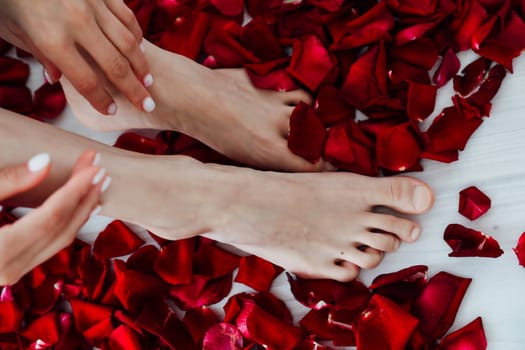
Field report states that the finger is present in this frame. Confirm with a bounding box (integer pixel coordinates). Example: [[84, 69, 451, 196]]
[[71, 151, 101, 176], [19, 39, 63, 83], [0, 153, 51, 200], [95, 1, 151, 87], [46, 46, 116, 115], [79, 28, 154, 113], [104, 0, 144, 42]]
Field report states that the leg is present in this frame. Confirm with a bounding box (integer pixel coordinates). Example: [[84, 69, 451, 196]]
[[0, 108, 434, 281], [63, 40, 327, 172]]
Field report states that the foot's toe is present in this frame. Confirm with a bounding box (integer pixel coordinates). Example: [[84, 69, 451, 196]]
[[267, 139, 326, 172], [347, 246, 384, 269], [282, 89, 313, 106], [365, 176, 434, 214], [364, 213, 421, 243], [357, 229, 400, 252], [330, 260, 360, 281]]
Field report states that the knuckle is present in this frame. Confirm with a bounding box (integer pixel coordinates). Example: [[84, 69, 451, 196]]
[[122, 7, 138, 28], [108, 56, 130, 80], [120, 33, 137, 55], [75, 77, 98, 95], [388, 179, 406, 204]]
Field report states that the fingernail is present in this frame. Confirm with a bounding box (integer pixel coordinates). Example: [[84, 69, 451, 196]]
[[101, 176, 112, 193], [92, 153, 101, 166], [43, 69, 53, 84], [90, 205, 102, 217], [413, 186, 431, 211], [0, 205, 3, 212], [140, 40, 145, 53], [28, 153, 51, 172], [92, 168, 106, 185], [142, 97, 156, 112], [410, 226, 421, 241], [107, 103, 118, 116], [143, 74, 154, 87]]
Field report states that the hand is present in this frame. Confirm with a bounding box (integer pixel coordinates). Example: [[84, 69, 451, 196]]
[[0, 0, 155, 115], [0, 151, 109, 286]]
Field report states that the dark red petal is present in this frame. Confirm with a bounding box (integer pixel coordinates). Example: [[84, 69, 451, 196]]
[[82, 317, 114, 346], [407, 82, 437, 123], [203, 323, 243, 350], [451, 0, 488, 50], [467, 64, 506, 108], [192, 239, 240, 278], [412, 271, 472, 340], [376, 123, 421, 171], [323, 122, 355, 167], [288, 274, 370, 310], [433, 49, 461, 87], [224, 292, 294, 325], [440, 317, 487, 350], [369, 265, 428, 306], [69, 299, 113, 333], [170, 274, 233, 310], [389, 37, 439, 70], [235, 255, 283, 292], [314, 85, 355, 126], [126, 244, 159, 274], [32, 83, 67, 119], [0, 299, 23, 333], [154, 238, 195, 285], [114, 132, 168, 155], [287, 102, 327, 163], [513, 232, 525, 267], [241, 17, 283, 61], [453, 57, 491, 96], [246, 68, 299, 91], [235, 299, 302, 350], [0, 56, 30, 84], [109, 325, 142, 350], [159, 12, 210, 60], [354, 294, 419, 350], [395, 22, 437, 46], [0, 86, 33, 115], [20, 312, 60, 346], [458, 186, 491, 220], [183, 307, 220, 345], [211, 0, 244, 16], [77, 246, 109, 300], [204, 22, 259, 68], [93, 220, 144, 259], [299, 308, 355, 346], [444, 224, 503, 258], [287, 35, 333, 91], [30, 276, 63, 315]]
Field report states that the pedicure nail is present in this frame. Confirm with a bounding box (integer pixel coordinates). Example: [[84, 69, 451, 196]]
[[101, 176, 112, 193], [28, 153, 51, 172], [92, 153, 101, 166], [413, 186, 431, 211], [410, 227, 421, 241], [92, 168, 106, 185], [90, 205, 102, 217], [142, 97, 156, 112], [107, 103, 118, 116], [143, 74, 154, 87]]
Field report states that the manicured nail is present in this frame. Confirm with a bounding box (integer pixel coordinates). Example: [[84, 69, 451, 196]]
[[107, 103, 118, 116], [143, 74, 154, 87], [101, 176, 112, 193], [28, 153, 51, 172], [43, 70, 53, 84], [92, 168, 106, 185], [410, 226, 421, 241], [142, 97, 156, 112], [413, 186, 432, 211], [0, 205, 3, 212], [92, 153, 101, 166], [140, 40, 145, 53], [90, 205, 102, 217]]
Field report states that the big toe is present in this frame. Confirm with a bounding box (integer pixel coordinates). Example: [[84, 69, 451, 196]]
[[366, 176, 434, 214]]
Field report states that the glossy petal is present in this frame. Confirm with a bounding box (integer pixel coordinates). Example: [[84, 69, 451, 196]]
[[32, 83, 67, 119], [235, 255, 283, 292], [203, 323, 243, 350], [433, 49, 461, 87], [153, 238, 195, 285], [183, 307, 220, 345], [93, 220, 144, 259], [376, 123, 421, 171], [513, 232, 525, 267], [459, 186, 491, 220], [109, 325, 142, 350], [369, 265, 428, 306], [440, 317, 487, 350], [287, 102, 327, 163], [444, 224, 503, 258]]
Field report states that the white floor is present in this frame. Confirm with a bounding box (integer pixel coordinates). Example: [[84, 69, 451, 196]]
[[22, 49, 525, 349]]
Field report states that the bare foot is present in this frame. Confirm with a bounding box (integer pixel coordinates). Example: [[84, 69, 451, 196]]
[[124, 159, 434, 281], [63, 41, 326, 171]]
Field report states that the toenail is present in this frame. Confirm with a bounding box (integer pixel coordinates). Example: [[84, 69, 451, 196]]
[[410, 226, 421, 241], [413, 185, 431, 211]]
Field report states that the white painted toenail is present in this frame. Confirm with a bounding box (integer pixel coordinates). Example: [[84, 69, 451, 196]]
[[410, 227, 421, 241], [107, 103, 118, 115], [142, 97, 156, 112], [413, 186, 431, 211]]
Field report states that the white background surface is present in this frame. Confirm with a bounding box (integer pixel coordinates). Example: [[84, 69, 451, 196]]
[[20, 49, 525, 349]]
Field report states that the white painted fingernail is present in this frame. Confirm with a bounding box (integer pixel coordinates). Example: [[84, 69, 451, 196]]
[[140, 41, 145, 53], [143, 74, 154, 87], [0, 205, 3, 212], [28, 153, 51, 172], [90, 205, 102, 217], [101, 176, 111, 193], [107, 103, 118, 116], [92, 153, 101, 166], [92, 168, 106, 185], [44, 70, 53, 84], [142, 97, 156, 112]]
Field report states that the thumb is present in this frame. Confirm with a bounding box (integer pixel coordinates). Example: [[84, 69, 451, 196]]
[[0, 153, 51, 200]]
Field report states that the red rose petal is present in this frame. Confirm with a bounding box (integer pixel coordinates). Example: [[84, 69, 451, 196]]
[[287, 35, 333, 91], [170, 274, 233, 310], [433, 49, 461, 87], [203, 323, 243, 350], [287, 102, 327, 163], [20, 312, 60, 346], [126, 244, 159, 275], [412, 271, 472, 340], [314, 85, 354, 126], [376, 122, 421, 171], [82, 317, 114, 346], [30, 276, 63, 315], [32, 83, 67, 119], [299, 308, 355, 346], [235, 255, 283, 292], [407, 81, 437, 122], [444, 223, 503, 258], [451, 0, 487, 50], [114, 131, 168, 155], [246, 68, 299, 91], [440, 317, 487, 350], [467, 64, 506, 108], [211, 0, 244, 16], [154, 238, 195, 285], [77, 246, 109, 300], [192, 239, 240, 278], [93, 220, 144, 259], [109, 325, 142, 350], [354, 294, 419, 350], [453, 57, 492, 97], [0, 86, 33, 115], [159, 11, 210, 60], [390, 37, 439, 70], [369, 265, 428, 306], [459, 186, 492, 220], [241, 17, 283, 61], [0, 299, 23, 333], [204, 22, 259, 68], [323, 122, 355, 167], [513, 232, 525, 267], [69, 299, 113, 333], [0, 56, 30, 84], [183, 307, 219, 345]]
